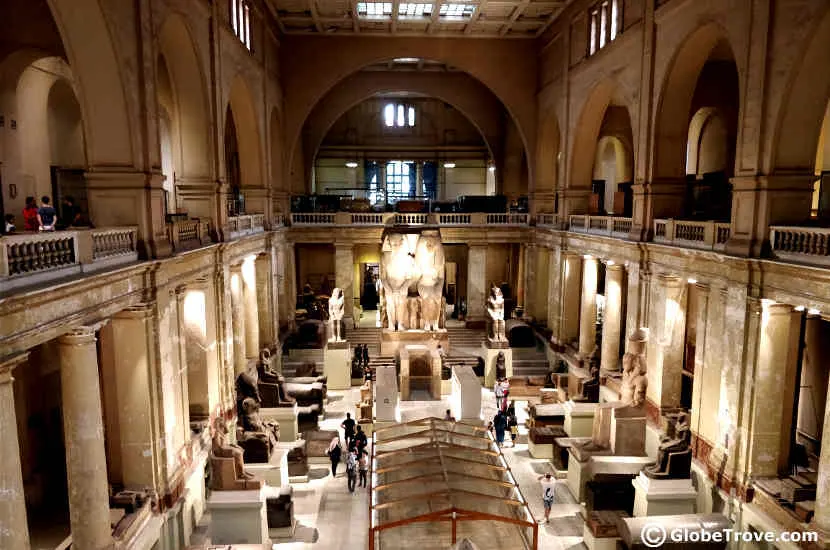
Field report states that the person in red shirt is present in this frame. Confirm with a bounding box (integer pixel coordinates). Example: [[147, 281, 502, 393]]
[[22, 196, 39, 231]]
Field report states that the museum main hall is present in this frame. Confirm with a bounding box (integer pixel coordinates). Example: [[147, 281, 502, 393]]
[[1, 0, 830, 549]]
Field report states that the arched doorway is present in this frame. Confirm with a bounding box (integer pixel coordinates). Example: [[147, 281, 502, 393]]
[[590, 106, 634, 216], [225, 75, 265, 216]]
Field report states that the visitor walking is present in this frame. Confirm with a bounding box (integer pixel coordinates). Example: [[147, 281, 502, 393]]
[[538, 473, 556, 523], [37, 196, 56, 231], [353, 346, 363, 370], [500, 379, 511, 412], [358, 448, 369, 488], [493, 411, 507, 447], [444, 409, 455, 422], [346, 449, 358, 492], [362, 344, 370, 368], [508, 405, 519, 447], [341, 412, 356, 448], [327, 436, 343, 477], [352, 425, 368, 453], [22, 197, 39, 231]]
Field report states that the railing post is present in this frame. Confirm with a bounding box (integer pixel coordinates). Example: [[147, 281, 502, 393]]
[[0, 241, 9, 277]]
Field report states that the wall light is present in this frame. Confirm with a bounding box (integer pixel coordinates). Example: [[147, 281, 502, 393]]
[[687, 278, 697, 284], [488, 164, 496, 173], [795, 305, 806, 312], [443, 162, 456, 169], [808, 308, 821, 315], [345, 161, 359, 168], [606, 260, 615, 266], [583, 254, 593, 260]]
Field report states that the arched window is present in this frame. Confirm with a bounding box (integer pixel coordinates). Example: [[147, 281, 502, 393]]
[[383, 103, 416, 128]]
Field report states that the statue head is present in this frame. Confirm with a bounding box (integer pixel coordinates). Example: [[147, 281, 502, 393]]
[[491, 286, 503, 299], [332, 288, 343, 299], [627, 328, 648, 354], [242, 397, 260, 416], [213, 416, 228, 436]]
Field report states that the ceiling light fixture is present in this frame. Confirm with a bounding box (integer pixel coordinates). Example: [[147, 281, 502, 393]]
[[345, 161, 359, 168], [687, 278, 697, 284], [443, 162, 456, 169], [795, 306, 806, 312], [393, 57, 420, 63], [809, 308, 821, 315], [488, 164, 496, 173]]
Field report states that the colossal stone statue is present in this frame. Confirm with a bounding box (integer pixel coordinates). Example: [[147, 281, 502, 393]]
[[487, 286, 506, 341], [328, 287, 345, 342], [380, 232, 417, 331], [414, 230, 445, 331]]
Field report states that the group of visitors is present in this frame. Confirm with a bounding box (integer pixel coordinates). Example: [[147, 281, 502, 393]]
[[494, 377, 511, 411], [3, 195, 85, 235], [331, 413, 370, 492], [352, 344, 372, 381], [489, 401, 518, 447]]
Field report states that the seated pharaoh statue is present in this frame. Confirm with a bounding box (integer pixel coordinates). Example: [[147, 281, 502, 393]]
[[236, 366, 262, 414], [237, 397, 280, 463], [573, 366, 600, 403], [573, 329, 649, 459], [643, 411, 692, 479], [210, 417, 261, 490]]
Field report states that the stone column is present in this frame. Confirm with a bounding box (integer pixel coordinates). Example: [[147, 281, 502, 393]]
[[746, 302, 799, 478], [516, 245, 526, 309], [578, 256, 598, 356], [600, 263, 625, 371], [58, 328, 113, 550], [466, 245, 487, 322], [335, 243, 355, 319], [286, 243, 297, 323], [559, 251, 582, 346], [546, 247, 562, 336], [812, 347, 830, 533], [689, 284, 711, 438], [230, 265, 247, 375], [416, 161, 424, 197], [242, 256, 260, 360], [0, 354, 30, 550], [256, 252, 277, 348], [648, 275, 687, 410], [111, 305, 162, 489]]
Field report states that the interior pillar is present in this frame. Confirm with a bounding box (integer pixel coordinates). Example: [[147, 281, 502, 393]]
[[256, 252, 277, 347], [111, 305, 162, 490], [466, 244, 487, 322], [812, 339, 830, 533], [177, 282, 217, 422], [335, 243, 355, 319], [546, 247, 562, 337], [690, 284, 712, 441], [600, 263, 624, 371], [558, 251, 582, 346], [415, 161, 424, 198], [0, 354, 30, 550], [578, 255, 598, 356], [242, 256, 259, 360], [647, 275, 687, 410], [230, 265, 247, 374], [275, 243, 288, 326], [58, 327, 113, 550]]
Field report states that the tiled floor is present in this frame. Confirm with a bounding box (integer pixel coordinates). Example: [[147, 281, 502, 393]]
[[199, 386, 587, 549]]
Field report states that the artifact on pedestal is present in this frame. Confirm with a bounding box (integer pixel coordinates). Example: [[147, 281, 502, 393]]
[[237, 397, 280, 463], [328, 288, 345, 342], [266, 486, 295, 532], [380, 232, 418, 331], [643, 412, 692, 479], [236, 368, 262, 414], [415, 230, 445, 331], [573, 366, 600, 403], [210, 417, 261, 490], [487, 286, 506, 342], [495, 351, 506, 380], [573, 329, 648, 460]]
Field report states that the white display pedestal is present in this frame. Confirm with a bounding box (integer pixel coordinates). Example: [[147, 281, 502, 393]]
[[566, 452, 653, 503], [452, 365, 482, 421], [260, 404, 299, 442], [528, 438, 553, 459], [563, 401, 597, 437], [375, 365, 399, 422], [583, 523, 620, 550], [324, 340, 351, 390], [484, 344, 512, 388], [263, 485, 296, 541], [245, 449, 289, 489], [207, 488, 269, 546], [632, 472, 697, 517]]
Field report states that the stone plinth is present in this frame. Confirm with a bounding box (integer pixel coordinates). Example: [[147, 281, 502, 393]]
[[380, 328, 449, 355], [400, 345, 441, 400], [610, 409, 646, 456], [452, 365, 482, 421], [260, 404, 299, 442], [245, 449, 289, 489], [324, 340, 351, 390], [567, 451, 653, 503], [583, 523, 620, 550], [632, 473, 697, 517], [375, 365, 399, 422], [207, 488, 269, 546], [564, 401, 598, 437], [484, 344, 512, 388]]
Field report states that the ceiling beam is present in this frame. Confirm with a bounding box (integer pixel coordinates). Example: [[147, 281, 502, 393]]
[[500, 0, 529, 36], [263, 0, 288, 35], [536, 0, 569, 37], [351, 0, 361, 31], [391, 0, 400, 33], [465, 0, 488, 34], [308, 0, 324, 32]]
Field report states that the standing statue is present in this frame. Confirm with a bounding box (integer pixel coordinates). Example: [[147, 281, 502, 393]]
[[328, 287, 345, 342], [487, 286, 507, 341], [407, 294, 422, 330], [414, 230, 445, 331], [380, 232, 418, 331]]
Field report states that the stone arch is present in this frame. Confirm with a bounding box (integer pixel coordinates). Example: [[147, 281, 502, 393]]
[[593, 136, 632, 215], [569, 79, 635, 192], [536, 110, 561, 196], [46, 0, 134, 166], [686, 107, 729, 176], [157, 13, 212, 181], [652, 22, 741, 180], [226, 75, 263, 189], [771, 5, 830, 174], [281, 38, 537, 187]]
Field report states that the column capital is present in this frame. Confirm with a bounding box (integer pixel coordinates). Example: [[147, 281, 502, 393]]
[[0, 352, 29, 383], [58, 326, 97, 346], [761, 301, 794, 316], [693, 282, 711, 294], [656, 273, 683, 287], [605, 262, 625, 273], [230, 263, 244, 274], [114, 303, 155, 320]]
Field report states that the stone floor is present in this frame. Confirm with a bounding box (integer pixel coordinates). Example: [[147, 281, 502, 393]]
[[196, 386, 587, 550]]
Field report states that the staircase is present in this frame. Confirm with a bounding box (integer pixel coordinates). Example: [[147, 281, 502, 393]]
[[445, 326, 485, 353], [282, 348, 324, 377], [511, 346, 550, 377], [344, 326, 381, 356]]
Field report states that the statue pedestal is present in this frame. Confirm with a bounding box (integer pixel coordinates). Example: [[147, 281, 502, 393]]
[[483, 345, 512, 387], [563, 401, 597, 437], [324, 340, 351, 390], [567, 452, 653, 503], [260, 404, 299, 442], [610, 409, 646, 456], [451, 365, 482, 421], [632, 472, 697, 517], [245, 449, 289, 489], [374, 365, 399, 422], [207, 487, 269, 546], [380, 328, 449, 355]]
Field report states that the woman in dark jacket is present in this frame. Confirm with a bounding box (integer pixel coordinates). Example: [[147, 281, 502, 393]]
[[327, 436, 343, 477]]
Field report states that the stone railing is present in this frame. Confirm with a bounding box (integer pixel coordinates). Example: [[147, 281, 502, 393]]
[[394, 213, 429, 225], [536, 213, 561, 227], [769, 226, 830, 266], [168, 219, 211, 252], [351, 213, 393, 225], [290, 212, 336, 225], [288, 212, 531, 227], [437, 213, 472, 225], [568, 215, 632, 238], [485, 213, 529, 225], [272, 213, 286, 227], [1, 227, 140, 291], [228, 213, 266, 239], [653, 219, 731, 251]]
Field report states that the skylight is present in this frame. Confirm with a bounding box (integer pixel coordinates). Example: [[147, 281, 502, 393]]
[[398, 3, 433, 17], [439, 3, 476, 17], [357, 2, 393, 17]]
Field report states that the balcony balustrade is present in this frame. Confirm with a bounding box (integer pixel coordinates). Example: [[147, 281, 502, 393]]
[[769, 226, 830, 266], [228, 213, 266, 239], [288, 212, 530, 227], [568, 215, 632, 238], [653, 219, 730, 251], [168, 219, 211, 251]]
